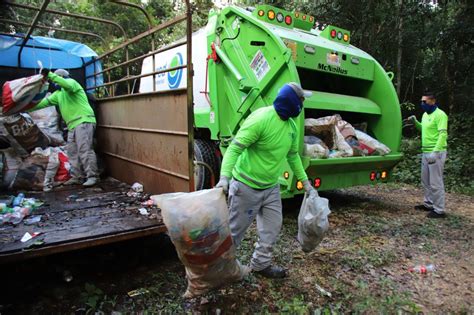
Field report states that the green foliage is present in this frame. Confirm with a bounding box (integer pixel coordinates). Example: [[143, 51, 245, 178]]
[[80, 283, 104, 311]]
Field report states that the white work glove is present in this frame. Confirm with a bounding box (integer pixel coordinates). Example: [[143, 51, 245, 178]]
[[302, 179, 318, 198], [426, 152, 437, 164], [215, 176, 229, 194], [407, 115, 417, 123]]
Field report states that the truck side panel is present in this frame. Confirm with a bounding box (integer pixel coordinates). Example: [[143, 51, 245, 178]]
[[96, 90, 191, 194]]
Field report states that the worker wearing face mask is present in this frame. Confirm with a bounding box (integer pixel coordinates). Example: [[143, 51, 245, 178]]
[[28, 69, 99, 188], [216, 82, 317, 278], [408, 91, 448, 218]]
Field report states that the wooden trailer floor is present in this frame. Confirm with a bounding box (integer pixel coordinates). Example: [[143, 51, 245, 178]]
[[0, 178, 166, 263]]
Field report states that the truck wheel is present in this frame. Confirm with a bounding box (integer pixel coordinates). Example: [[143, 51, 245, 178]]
[[194, 139, 220, 190]]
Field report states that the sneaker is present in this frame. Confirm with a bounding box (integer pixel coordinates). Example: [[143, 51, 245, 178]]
[[414, 204, 433, 211], [427, 210, 446, 218], [254, 265, 287, 279], [63, 177, 83, 186], [83, 177, 98, 187]]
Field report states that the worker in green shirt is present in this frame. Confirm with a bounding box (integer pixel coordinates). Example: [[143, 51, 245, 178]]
[[216, 82, 317, 278], [29, 69, 99, 188], [408, 91, 448, 218]]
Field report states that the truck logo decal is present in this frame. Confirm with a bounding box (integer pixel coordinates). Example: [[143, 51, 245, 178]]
[[318, 63, 348, 75], [167, 52, 184, 89]]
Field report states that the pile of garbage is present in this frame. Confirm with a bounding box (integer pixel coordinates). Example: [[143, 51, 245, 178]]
[[0, 106, 71, 191], [304, 114, 391, 159], [0, 193, 43, 225]]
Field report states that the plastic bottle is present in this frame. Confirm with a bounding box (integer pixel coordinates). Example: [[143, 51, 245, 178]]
[[12, 193, 25, 207], [409, 264, 435, 274]]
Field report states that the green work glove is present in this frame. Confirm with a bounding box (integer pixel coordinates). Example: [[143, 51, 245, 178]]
[[216, 176, 229, 195], [302, 179, 318, 198]]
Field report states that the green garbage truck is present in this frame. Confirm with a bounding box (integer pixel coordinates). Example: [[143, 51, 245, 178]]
[[139, 4, 402, 197]]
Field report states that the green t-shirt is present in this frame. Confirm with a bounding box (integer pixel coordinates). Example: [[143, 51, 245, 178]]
[[414, 107, 448, 153], [29, 72, 96, 130], [220, 106, 308, 189]]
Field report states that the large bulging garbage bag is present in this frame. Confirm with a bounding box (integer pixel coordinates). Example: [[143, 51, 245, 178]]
[[155, 188, 247, 298], [2, 74, 48, 115], [297, 192, 331, 252], [3, 113, 50, 153]]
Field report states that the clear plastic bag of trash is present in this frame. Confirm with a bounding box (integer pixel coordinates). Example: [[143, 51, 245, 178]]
[[155, 188, 248, 298], [297, 192, 331, 252]]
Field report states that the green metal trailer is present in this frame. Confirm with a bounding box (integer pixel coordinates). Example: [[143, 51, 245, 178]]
[[141, 4, 403, 198]]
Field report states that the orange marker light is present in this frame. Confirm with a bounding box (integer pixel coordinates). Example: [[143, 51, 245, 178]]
[[381, 171, 388, 180], [258, 10, 265, 17], [343, 33, 349, 42], [296, 181, 304, 190], [268, 10, 275, 20], [309, 16, 314, 22], [295, 12, 300, 18], [283, 171, 290, 179], [302, 15, 307, 20]]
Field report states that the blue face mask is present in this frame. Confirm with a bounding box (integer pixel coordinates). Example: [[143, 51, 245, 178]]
[[421, 102, 437, 114], [51, 83, 61, 91]]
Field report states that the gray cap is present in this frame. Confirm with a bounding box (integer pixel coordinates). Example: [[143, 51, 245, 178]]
[[288, 82, 312, 98], [54, 69, 70, 77]]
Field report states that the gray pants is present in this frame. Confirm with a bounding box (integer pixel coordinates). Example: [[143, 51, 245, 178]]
[[228, 179, 282, 271], [66, 123, 98, 179], [421, 152, 447, 214]]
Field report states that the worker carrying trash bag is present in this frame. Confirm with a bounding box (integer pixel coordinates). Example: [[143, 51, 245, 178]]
[[27, 69, 99, 187], [216, 82, 318, 279]]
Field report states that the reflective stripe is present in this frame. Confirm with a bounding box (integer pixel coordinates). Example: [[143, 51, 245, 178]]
[[239, 172, 272, 188], [232, 139, 247, 149], [66, 114, 95, 126]]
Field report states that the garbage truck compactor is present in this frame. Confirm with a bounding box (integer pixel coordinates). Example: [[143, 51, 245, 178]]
[[140, 5, 403, 197]]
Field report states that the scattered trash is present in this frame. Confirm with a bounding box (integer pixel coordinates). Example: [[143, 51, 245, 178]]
[[63, 270, 73, 283], [315, 283, 332, 298], [20, 231, 41, 243], [67, 194, 79, 202], [127, 288, 149, 297], [138, 208, 149, 215], [0, 195, 43, 225], [142, 199, 154, 207], [409, 264, 435, 274], [25, 240, 45, 249], [131, 182, 144, 193], [24, 215, 42, 225]]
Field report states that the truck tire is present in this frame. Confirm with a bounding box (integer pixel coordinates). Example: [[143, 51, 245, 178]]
[[194, 139, 220, 190]]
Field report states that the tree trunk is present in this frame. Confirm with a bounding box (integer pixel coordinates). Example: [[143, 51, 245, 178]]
[[396, 0, 403, 98]]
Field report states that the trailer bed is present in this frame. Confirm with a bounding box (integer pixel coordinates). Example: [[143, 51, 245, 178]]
[[0, 178, 166, 263]]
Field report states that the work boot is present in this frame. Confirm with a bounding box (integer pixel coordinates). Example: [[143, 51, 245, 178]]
[[83, 177, 98, 187], [414, 204, 432, 211], [63, 177, 82, 186], [254, 265, 287, 279], [427, 210, 446, 219]]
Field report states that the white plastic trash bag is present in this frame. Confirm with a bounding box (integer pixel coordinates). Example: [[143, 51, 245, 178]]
[[2, 74, 49, 115], [355, 130, 391, 156], [297, 192, 331, 252], [156, 188, 248, 298]]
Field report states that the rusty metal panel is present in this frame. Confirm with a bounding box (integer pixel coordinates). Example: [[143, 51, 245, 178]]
[[96, 90, 191, 194]]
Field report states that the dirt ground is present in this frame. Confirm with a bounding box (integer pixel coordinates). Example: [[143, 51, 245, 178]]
[[1, 183, 472, 314]]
